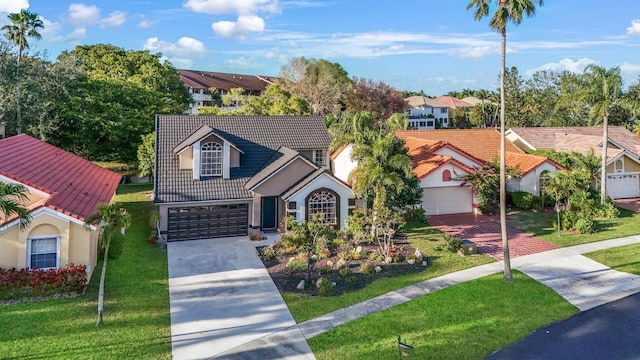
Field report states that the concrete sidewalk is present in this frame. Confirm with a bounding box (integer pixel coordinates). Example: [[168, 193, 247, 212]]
[[298, 235, 640, 339]]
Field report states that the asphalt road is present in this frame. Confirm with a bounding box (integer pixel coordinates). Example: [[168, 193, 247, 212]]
[[485, 292, 640, 360]]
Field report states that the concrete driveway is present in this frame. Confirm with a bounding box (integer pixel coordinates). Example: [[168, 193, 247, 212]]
[[429, 213, 559, 260], [167, 237, 314, 359]]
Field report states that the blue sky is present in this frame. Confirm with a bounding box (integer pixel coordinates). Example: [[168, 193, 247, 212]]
[[2, 0, 640, 95]]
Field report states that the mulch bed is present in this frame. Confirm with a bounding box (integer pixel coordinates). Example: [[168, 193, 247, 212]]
[[258, 235, 431, 296]]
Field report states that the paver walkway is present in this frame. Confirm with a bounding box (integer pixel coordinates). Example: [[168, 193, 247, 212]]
[[615, 198, 640, 212], [429, 213, 559, 260]]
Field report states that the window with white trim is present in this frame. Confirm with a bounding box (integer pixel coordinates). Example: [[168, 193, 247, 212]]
[[614, 159, 624, 173], [28, 236, 60, 270], [201, 142, 223, 176], [313, 150, 326, 167], [307, 189, 338, 225]]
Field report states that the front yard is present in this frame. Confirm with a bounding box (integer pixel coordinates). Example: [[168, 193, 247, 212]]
[[0, 183, 171, 359], [507, 208, 640, 247]]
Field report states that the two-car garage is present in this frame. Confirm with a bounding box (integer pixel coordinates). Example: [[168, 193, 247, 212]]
[[166, 204, 249, 241]]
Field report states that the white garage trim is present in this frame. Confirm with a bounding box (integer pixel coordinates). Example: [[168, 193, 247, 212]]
[[422, 186, 473, 215]]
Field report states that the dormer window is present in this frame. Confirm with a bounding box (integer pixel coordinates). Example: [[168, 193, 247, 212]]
[[201, 142, 223, 176]]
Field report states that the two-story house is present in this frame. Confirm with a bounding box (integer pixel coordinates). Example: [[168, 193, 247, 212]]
[[404, 96, 451, 129], [154, 115, 355, 241]]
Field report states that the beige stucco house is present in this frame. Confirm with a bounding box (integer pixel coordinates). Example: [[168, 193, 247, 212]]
[[0, 134, 121, 277]]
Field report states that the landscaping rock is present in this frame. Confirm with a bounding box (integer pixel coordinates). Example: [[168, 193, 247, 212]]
[[414, 248, 423, 261], [296, 280, 305, 290], [336, 258, 346, 269], [375, 266, 383, 273], [356, 246, 362, 253], [422, 260, 429, 267]]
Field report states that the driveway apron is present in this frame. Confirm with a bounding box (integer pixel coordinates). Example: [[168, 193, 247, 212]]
[[429, 213, 559, 260], [167, 237, 314, 360]]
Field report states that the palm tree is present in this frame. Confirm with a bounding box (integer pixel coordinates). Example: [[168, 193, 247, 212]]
[[2, 9, 44, 134], [0, 182, 31, 229], [559, 65, 640, 204], [85, 203, 131, 326], [467, 0, 543, 282], [349, 131, 413, 209]]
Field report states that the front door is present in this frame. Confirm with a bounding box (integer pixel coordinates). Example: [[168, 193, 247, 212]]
[[261, 197, 278, 231]]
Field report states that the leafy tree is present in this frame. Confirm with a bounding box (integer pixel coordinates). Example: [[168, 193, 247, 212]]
[[85, 203, 131, 326], [198, 84, 311, 116], [467, 0, 544, 282], [346, 77, 408, 122], [277, 57, 352, 115], [558, 65, 640, 204], [0, 182, 31, 229], [2, 9, 44, 134], [137, 132, 155, 182]]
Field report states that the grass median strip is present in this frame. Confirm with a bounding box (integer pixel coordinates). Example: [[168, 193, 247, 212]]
[[308, 271, 578, 360], [584, 243, 640, 275], [0, 183, 171, 359]]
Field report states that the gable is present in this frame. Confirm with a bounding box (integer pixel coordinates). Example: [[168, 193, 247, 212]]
[[252, 157, 317, 196]]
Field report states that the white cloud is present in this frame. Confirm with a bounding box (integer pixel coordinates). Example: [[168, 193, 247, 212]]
[[224, 56, 264, 69], [525, 58, 597, 76], [67, 3, 100, 27], [138, 16, 155, 29], [184, 0, 279, 15], [99, 11, 126, 29], [143, 36, 208, 57], [449, 46, 496, 59], [620, 62, 640, 85], [0, 0, 29, 13], [627, 20, 640, 36], [41, 17, 86, 42], [212, 15, 265, 39]]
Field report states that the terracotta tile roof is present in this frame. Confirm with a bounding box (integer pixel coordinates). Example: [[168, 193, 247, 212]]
[[509, 126, 640, 157], [403, 137, 476, 179], [0, 134, 121, 222], [434, 96, 474, 108], [177, 69, 275, 92], [397, 129, 524, 163], [505, 152, 564, 176], [404, 96, 448, 108]]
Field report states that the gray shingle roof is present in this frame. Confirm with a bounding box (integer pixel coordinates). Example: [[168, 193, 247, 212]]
[[155, 115, 332, 203]]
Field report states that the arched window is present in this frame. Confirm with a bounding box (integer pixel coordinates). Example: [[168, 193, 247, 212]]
[[201, 142, 223, 176], [442, 170, 452, 182], [614, 159, 624, 173], [539, 170, 550, 196], [306, 189, 339, 225]]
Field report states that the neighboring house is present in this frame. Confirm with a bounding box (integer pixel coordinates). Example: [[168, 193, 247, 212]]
[[507, 127, 640, 199], [178, 69, 276, 115], [434, 96, 474, 125], [395, 129, 564, 215], [0, 134, 121, 277], [154, 115, 356, 241], [404, 96, 451, 129], [330, 144, 357, 183]]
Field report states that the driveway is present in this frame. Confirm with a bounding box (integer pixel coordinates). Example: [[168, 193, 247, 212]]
[[615, 198, 640, 212], [429, 213, 559, 260], [167, 236, 314, 360]]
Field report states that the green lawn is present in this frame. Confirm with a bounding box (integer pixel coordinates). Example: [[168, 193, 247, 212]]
[[507, 208, 640, 247], [0, 183, 171, 359], [308, 271, 578, 360], [284, 221, 494, 323], [585, 243, 640, 275]]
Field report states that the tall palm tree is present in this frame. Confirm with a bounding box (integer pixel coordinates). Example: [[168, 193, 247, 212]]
[[559, 65, 640, 204], [0, 182, 31, 229], [85, 203, 131, 326], [467, 0, 543, 282], [2, 9, 44, 134]]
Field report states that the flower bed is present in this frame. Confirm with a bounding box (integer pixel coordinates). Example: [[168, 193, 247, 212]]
[[0, 264, 88, 302]]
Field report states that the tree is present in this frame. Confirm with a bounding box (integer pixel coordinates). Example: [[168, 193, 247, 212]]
[[346, 77, 408, 122], [558, 65, 640, 204], [467, 0, 543, 282], [137, 132, 155, 182], [277, 57, 352, 115], [2, 9, 44, 134], [85, 203, 131, 325], [503, 66, 527, 127], [0, 182, 31, 229]]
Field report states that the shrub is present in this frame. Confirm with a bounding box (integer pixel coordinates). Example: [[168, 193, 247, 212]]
[[404, 207, 427, 224], [359, 261, 376, 275], [259, 246, 276, 261], [316, 277, 334, 295], [286, 258, 308, 271], [369, 249, 385, 262], [339, 268, 351, 277], [511, 191, 541, 210], [575, 217, 594, 234], [444, 234, 463, 253], [0, 265, 88, 300]]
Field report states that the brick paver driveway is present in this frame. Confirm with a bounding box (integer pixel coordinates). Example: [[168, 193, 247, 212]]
[[428, 213, 559, 260], [615, 198, 640, 212]]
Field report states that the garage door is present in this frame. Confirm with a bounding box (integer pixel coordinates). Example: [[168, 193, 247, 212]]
[[167, 204, 249, 241], [422, 186, 472, 215], [606, 174, 640, 199]]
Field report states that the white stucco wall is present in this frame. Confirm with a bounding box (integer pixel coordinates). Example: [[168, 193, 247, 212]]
[[434, 148, 483, 169], [419, 163, 470, 188], [285, 173, 353, 228], [331, 144, 357, 184], [507, 162, 559, 195]]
